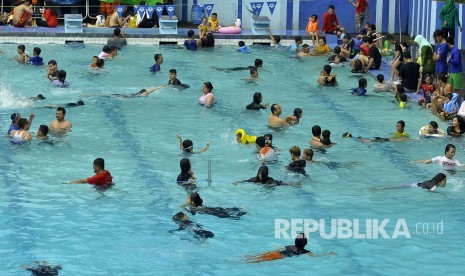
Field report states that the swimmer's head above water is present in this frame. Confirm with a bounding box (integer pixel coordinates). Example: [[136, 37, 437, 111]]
[[182, 140, 194, 152], [187, 192, 203, 207]]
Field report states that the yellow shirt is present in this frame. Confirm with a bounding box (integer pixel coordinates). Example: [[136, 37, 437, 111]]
[[399, 101, 407, 108], [315, 44, 330, 54], [392, 131, 409, 138], [208, 17, 218, 28]]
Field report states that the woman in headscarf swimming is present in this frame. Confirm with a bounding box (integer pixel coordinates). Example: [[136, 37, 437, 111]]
[[244, 233, 336, 263], [171, 212, 214, 241], [371, 173, 447, 192], [414, 35, 435, 78], [439, 0, 462, 40], [183, 192, 246, 219], [177, 158, 196, 190], [232, 166, 301, 187]]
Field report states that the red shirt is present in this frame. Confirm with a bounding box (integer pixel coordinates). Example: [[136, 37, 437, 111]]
[[87, 170, 113, 186], [44, 9, 58, 27], [355, 0, 367, 14], [322, 12, 339, 32]]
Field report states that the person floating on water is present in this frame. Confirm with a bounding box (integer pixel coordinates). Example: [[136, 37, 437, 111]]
[[244, 233, 336, 263], [356, 120, 410, 143], [102, 86, 164, 98], [182, 192, 246, 219], [232, 165, 301, 187], [171, 212, 214, 241], [371, 173, 447, 192], [176, 134, 210, 154], [67, 158, 113, 186], [22, 261, 62, 276], [43, 101, 85, 109], [212, 59, 263, 72]]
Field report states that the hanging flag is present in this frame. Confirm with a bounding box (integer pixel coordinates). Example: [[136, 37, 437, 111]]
[[203, 4, 215, 17], [115, 6, 124, 18], [137, 6, 146, 19], [146, 6, 155, 19], [165, 5, 175, 19], [250, 2, 264, 16], [155, 6, 164, 19], [267, 2, 277, 15]]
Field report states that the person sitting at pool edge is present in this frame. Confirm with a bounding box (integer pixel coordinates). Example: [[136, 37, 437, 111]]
[[268, 104, 289, 128], [12, 0, 33, 27], [185, 30, 202, 51], [245, 233, 336, 263], [176, 134, 210, 154], [69, 158, 113, 186]]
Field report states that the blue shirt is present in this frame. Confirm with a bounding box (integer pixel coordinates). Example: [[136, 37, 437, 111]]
[[150, 63, 161, 73], [449, 46, 463, 73], [435, 43, 449, 73], [289, 43, 299, 56], [236, 45, 251, 53], [29, 56, 44, 66], [7, 124, 19, 135], [351, 87, 367, 96], [184, 40, 198, 51]]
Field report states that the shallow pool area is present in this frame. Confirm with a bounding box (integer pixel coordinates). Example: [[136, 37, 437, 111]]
[[1, 43, 465, 275]]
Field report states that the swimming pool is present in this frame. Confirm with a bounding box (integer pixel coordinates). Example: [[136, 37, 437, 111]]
[[0, 43, 464, 275]]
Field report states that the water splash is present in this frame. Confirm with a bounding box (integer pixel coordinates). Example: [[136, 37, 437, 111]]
[[0, 85, 33, 109]]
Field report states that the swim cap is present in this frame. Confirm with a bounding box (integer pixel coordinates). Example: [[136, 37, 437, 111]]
[[342, 132, 352, 138]]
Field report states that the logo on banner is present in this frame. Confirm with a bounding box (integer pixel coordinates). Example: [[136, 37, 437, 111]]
[[116, 5, 124, 18], [146, 6, 155, 18], [165, 5, 175, 18], [250, 2, 264, 16], [137, 6, 146, 19], [155, 6, 164, 18], [203, 4, 214, 17], [133, 5, 138, 16], [267, 1, 277, 15]]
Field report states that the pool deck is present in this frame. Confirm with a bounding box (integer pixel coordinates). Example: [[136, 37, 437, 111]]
[[0, 26, 310, 45]]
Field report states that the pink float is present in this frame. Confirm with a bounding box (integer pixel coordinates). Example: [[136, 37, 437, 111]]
[[217, 19, 242, 34]]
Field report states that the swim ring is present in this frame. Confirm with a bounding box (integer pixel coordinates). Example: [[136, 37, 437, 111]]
[[418, 126, 445, 138], [235, 129, 257, 144], [218, 26, 241, 34]]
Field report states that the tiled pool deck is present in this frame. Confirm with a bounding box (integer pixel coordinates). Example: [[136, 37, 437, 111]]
[[0, 26, 309, 45]]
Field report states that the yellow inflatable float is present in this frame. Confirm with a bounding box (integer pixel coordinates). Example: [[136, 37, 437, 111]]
[[235, 129, 257, 144]]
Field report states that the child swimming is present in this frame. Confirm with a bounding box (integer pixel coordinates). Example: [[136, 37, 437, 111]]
[[371, 173, 447, 192]]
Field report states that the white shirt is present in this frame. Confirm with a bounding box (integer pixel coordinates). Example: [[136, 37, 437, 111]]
[[432, 156, 462, 170]]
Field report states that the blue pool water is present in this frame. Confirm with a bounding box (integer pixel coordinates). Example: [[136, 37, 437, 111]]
[[0, 44, 464, 275]]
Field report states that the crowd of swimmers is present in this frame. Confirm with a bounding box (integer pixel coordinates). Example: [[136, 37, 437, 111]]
[[4, 2, 465, 271]]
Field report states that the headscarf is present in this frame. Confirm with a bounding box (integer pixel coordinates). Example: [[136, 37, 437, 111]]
[[414, 35, 432, 54], [443, 0, 456, 15]]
